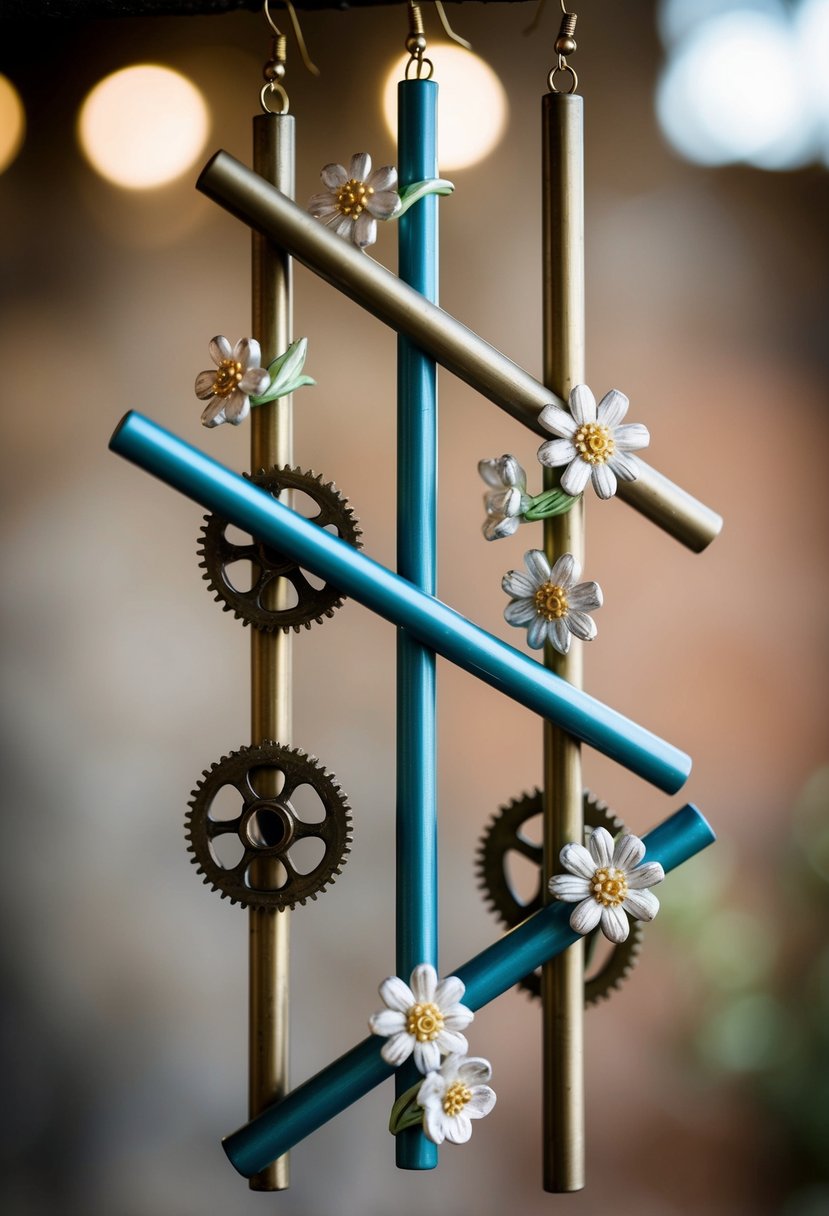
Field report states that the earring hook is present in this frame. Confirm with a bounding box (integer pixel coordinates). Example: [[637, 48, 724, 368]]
[[433, 0, 472, 51], [263, 0, 320, 78]]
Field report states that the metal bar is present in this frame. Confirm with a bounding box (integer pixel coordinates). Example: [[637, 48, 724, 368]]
[[247, 111, 294, 1194], [220, 803, 716, 1177], [196, 152, 722, 553], [109, 410, 693, 793], [541, 90, 584, 1194], [395, 77, 439, 1173]]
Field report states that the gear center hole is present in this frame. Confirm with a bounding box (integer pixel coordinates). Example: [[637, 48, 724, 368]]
[[246, 804, 291, 850]]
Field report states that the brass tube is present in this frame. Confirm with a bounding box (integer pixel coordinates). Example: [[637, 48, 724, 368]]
[[541, 91, 585, 1193], [197, 151, 722, 553], [248, 112, 294, 1193]]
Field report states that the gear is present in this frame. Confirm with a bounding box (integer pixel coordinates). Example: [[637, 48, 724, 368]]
[[198, 465, 362, 633], [476, 788, 642, 1006], [185, 742, 352, 910]]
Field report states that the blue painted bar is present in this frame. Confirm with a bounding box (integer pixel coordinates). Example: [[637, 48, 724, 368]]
[[220, 804, 715, 1176], [396, 77, 440, 1171], [109, 411, 691, 794]]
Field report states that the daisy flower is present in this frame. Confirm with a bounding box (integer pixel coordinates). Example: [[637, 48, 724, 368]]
[[417, 1054, 496, 1146], [549, 826, 665, 944], [537, 384, 650, 500], [369, 963, 474, 1074], [479, 455, 532, 540], [195, 336, 270, 428], [502, 550, 602, 655], [308, 153, 400, 249]]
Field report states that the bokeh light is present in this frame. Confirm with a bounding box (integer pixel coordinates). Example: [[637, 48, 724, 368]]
[[382, 46, 508, 171], [0, 74, 25, 174], [77, 64, 209, 189]]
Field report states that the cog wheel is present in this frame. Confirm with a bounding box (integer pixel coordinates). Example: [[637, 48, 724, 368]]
[[185, 741, 352, 910], [198, 465, 362, 633], [476, 788, 643, 1006]]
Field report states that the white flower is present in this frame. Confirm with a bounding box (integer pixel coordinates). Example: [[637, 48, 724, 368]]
[[417, 1054, 496, 1146], [308, 153, 400, 249], [549, 826, 665, 944], [479, 455, 532, 540], [195, 336, 270, 428], [368, 963, 474, 1074], [537, 385, 650, 500], [502, 550, 602, 655]]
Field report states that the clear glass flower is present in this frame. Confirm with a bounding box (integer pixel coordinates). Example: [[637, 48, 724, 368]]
[[417, 1054, 496, 1146], [369, 963, 474, 1074], [537, 385, 650, 500], [308, 153, 400, 249], [502, 550, 602, 655], [195, 335, 270, 428], [549, 826, 665, 944], [479, 455, 532, 540]]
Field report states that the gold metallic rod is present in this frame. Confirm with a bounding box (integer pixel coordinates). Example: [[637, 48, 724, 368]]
[[541, 90, 585, 1194], [248, 111, 294, 1193]]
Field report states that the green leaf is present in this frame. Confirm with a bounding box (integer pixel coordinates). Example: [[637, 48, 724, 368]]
[[251, 374, 316, 406], [388, 1081, 425, 1136], [253, 338, 314, 403], [393, 178, 455, 218], [523, 487, 580, 521]]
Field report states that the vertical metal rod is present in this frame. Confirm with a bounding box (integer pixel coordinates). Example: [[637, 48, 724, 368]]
[[248, 111, 294, 1193], [541, 91, 586, 1193], [395, 77, 439, 1172]]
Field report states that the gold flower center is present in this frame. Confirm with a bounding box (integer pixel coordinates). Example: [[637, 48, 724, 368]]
[[574, 421, 615, 465], [212, 358, 243, 397], [335, 178, 375, 218], [534, 582, 569, 621], [442, 1080, 473, 1117], [406, 1002, 444, 1042], [592, 866, 628, 907]]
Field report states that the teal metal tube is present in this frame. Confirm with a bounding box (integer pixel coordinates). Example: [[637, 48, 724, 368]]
[[220, 803, 715, 1176], [109, 411, 691, 793], [396, 78, 439, 1171]]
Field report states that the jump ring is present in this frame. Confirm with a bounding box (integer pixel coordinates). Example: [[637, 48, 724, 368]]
[[260, 80, 290, 114], [547, 63, 578, 94]]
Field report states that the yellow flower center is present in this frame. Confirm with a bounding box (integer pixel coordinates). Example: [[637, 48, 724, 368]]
[[406, 1002, 444, 1042], [442, 1080, 473, 1117], [534, 582, 569, 621], [592, 866, 628, 907], [574, 421, 615, 465], [212, 358, 244, 398], [335, 178, 374, 218]]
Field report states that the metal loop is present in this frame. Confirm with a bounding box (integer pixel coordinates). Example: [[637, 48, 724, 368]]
[[260, 80, 290, 114], [405, 54, 434, 80], [548, 62, 578, 94]]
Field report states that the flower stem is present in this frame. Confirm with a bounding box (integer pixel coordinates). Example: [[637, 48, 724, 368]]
[[393, 178, 455, 218], [523, 486, 579, 521]]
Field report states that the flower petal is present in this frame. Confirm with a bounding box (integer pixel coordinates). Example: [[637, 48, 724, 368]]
[[500, 455, 526, 488], [608, 450, 640, 482], [349, 152, 372, 180], [437, 1029, 470, 1056], [504, 598, 538, 627], [479, 457, 505, 488], [368, 164, 397, 192], [623, 888, 660, 921], [596, 388, 629, 428], [366, 190, 400, 220], [591, 462, 617, 499], [600, 905, 630, 943], [614, 422, 650, 451], [445, 1113, 472, 1144], [201, 399, 227, 428], [627, 861, 665, 889], [320, 162, 348, 190], [417, 1071, 445, 1105], [537, 437, 578, 469], [233, 337, 261, 370], [466, 1087, 496, 1119], [560, 457, 592, 496], [538, 403, 578, 437], [209, 335, 232, 364], [328, 214, 354, 239], [565, 609, 597, 642], [224, 390, 250, 425], [423, 1108, 447, 1145], [559, 842, 596, 879], [307, 192, 339, 217], [379, 975, 415, 1013], [353, 212, 377, 248], [526, 616, 549, 650], [240, 367, 270, 395], [484, 515, 520, 541], [195, 370, 216, 399], [457, 1058, 492, 1085], [548, 874, 592, 902], [549, 552, 578, 588], [435, 975, 465, 1009], [502, 571, 536, 598], [569, 384, 597, 425], [413, 1039, 441, 1074], [613, 833, 645, 871], [410, 963, 437, 1003], [524, 549, 551, 584], [486, 487, 522, 518], [442, 1005, 474, 1031], [570, 896, 602, 935], [550, 618, 571, 654], [381, 1032, 414, 1066], [589, 827, 614, 867], [567, 581, 603, 612], [369, 1009, 407, 1037]]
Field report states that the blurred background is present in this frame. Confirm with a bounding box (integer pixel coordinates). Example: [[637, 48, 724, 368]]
[[1, 1, 828, 1213]]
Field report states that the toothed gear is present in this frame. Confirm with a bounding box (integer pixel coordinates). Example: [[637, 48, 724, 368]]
[[198, 465, 362, 633], [476, 788, 643, 1006], [185, 742, 352, 910]]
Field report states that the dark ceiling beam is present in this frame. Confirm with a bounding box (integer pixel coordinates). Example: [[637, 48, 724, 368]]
[[1, 0, 531, 17]]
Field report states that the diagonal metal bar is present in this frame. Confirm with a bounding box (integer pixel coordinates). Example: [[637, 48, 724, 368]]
[[196, 151, 723, 554], [109, 410, 691, 794]]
